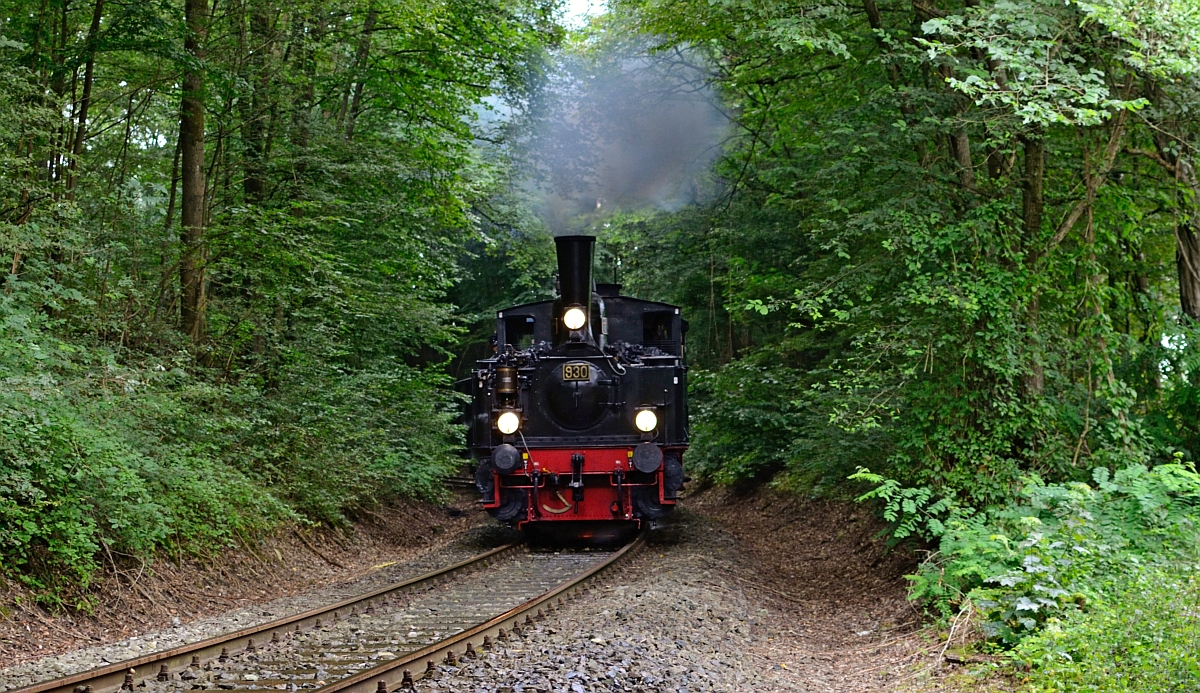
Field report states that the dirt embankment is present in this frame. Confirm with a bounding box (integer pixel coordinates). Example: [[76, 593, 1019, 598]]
[[688, 487, 952, 690]]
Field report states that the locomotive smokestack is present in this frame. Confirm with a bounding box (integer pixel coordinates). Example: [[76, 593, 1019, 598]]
[[555, 235, 595, 307]]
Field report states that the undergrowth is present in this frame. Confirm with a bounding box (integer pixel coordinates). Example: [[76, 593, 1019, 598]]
[[852, 460, 1200, 688], [0, 305, 461, 609], [1013, 566, 1200, 691]]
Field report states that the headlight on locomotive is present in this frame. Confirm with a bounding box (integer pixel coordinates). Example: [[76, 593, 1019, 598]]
[[634, 409, 658, 432], [563, 306, 587, 330], [496, 410, 521, 435]]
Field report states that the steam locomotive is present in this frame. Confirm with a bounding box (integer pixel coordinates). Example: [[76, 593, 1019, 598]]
[[461, 235, 688, 532]]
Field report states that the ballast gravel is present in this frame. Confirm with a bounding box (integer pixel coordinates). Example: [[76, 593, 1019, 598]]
[[417, 502, 923, 693], [415, 517, 804, 693], [0, 525, 516, 690]]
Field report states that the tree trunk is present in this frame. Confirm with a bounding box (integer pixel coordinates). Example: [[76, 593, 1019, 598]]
[[46, 0, 71, 184], [949, 129, 976, 192], [242, 0, 273, 202], [862, 0, 900, 88], [179, 0, 208, 342], [288, 15, 317, 190], [1172, 157, 1200, 321], [65, 0, 104, 198], [1022, 134, 1046, 396], [1140, 81, 1200, 321], [345, 3, 378, 140], [1021, 134, 1045, 240], [155, 139, 182, 321]]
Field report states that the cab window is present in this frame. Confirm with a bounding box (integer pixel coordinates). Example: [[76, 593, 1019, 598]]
[[505, 316, 536, 348]]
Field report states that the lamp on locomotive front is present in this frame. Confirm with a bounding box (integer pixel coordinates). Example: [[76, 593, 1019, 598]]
[[496, 410, 521, 435], [634, 408, 658, 432], [562, 306, 587, 330]]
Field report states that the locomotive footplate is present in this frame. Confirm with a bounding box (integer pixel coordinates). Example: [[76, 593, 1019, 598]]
[[486, 447, 673, 526]]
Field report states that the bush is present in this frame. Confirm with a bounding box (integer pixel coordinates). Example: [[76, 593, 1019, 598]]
[[0, 303, 461, 607], [689, 355, 891, 493], [1014, 567, 1200, 691], [0, 315, 289, 605], [854, 461, 1200, 642]]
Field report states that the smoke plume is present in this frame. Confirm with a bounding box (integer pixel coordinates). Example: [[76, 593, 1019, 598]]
[[522, 43, 729, 232]]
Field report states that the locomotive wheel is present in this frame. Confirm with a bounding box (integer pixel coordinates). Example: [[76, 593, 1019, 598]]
[[474, 460, 496, 498], [474, 461, 526, 522], [632, 486, 671, 519], [663, 453, 684, 499], [492, 488, 525, 521]]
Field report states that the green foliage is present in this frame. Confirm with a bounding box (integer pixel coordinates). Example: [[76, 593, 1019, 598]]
[[1013, 567, 1200, 691], [849, 468, 956, 540], [600, 0, 1200, 512], [854, 461, 1200, 643], [0, 0, 559, 603], [686, 356, 891, 493], [0, 304, 291, 605], [689, 361, 810, 485]]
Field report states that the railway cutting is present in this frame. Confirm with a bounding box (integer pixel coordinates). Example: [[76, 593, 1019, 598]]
[[11, 538, 642, 693]]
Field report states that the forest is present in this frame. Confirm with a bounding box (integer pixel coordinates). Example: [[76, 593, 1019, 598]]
[[1, 0, 1199, 687]]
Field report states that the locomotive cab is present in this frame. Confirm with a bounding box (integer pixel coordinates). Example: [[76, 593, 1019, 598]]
[[461, 235, 688, 530]]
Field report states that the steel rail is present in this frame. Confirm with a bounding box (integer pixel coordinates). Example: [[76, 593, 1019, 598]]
[[316, 534, 644, 693], [9, 543, 520, 693]]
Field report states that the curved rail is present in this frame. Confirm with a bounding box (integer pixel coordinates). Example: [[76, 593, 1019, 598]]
[[10, 542, 520, 693], [318, 534, 644, 693]]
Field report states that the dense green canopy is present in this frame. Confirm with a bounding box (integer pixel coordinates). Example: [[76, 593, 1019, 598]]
[[588, 0, 1200, 503], [0, 0, 558, 601]]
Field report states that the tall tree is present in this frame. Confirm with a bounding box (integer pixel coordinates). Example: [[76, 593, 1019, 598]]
[[64, 0, 103, 198], [344, 2, 377, 140], [603, 0, 1200, 499], [179, 0, 208, 341], [1139, 82, 1200, 322], [241, 0, 275, 203]]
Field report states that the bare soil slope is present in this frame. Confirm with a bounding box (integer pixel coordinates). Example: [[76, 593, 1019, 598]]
[[687, 485, 945, 690]]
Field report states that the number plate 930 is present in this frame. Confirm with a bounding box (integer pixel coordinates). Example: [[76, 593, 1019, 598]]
[[562, 363, 591, 381]]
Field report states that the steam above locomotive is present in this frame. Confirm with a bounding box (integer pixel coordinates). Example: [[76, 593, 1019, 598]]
[[462, 235, 688, 528]]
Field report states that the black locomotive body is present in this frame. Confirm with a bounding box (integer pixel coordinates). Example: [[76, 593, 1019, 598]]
[[461, 235, 688, 529]]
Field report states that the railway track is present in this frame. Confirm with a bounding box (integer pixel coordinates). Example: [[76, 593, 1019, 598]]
[[12, 536, 642, 693]]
